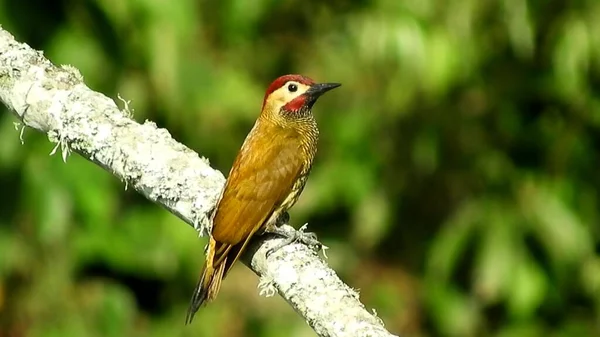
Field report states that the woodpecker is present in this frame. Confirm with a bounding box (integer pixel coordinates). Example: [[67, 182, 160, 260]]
[[186, 74, 340, 323]]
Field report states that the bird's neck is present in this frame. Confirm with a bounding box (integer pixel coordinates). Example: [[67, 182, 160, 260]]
[[293, 115, 319, 160], [258, 111, 319, 158]]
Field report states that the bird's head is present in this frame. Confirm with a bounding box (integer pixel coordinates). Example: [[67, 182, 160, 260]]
[[261, 74, 340, 120]]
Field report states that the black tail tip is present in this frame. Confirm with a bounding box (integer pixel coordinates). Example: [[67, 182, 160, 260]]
[[185, 301, 201, 325], [185, 310, 196, 325], [185, 289, 207, 325]]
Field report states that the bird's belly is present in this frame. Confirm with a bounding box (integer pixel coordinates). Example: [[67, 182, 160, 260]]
[[279, 171, 309, 211]]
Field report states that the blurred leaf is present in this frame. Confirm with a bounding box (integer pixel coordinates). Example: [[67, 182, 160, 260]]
[[521, 178, 593, 266], [506, 254, 547, 319], [426, 284, 480, 337], [427, 201, 479, 282], [473, 202, 519, 304]]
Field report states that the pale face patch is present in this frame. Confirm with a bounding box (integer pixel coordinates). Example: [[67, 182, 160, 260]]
[[266, 81, 311, 112]]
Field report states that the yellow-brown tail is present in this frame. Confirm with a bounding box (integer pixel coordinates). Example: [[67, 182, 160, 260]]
[[185, 235, 254, 324], [186, 237, 225, 324]]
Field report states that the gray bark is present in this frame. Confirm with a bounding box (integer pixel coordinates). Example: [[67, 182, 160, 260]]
[[0, 26, 398, 337]]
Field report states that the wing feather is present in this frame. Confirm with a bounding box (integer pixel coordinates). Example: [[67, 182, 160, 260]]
[[212, 125, 303, 244]]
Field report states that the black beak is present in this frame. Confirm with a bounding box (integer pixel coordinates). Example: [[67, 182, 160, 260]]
[[306, 82, 341, 98]]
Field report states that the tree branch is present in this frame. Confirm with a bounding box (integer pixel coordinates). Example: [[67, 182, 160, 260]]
[[0, 26, 397, 337]]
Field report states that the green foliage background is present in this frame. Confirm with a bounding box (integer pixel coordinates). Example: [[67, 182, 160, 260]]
[[1, 0, 600, 336]]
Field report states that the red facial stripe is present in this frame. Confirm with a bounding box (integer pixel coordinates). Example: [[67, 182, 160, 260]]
[[283, 95, 308, 112], [262, 74, 315, 107]]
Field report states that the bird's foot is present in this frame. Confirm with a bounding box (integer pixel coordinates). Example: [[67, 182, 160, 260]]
[[276, 211, 290, 226], [265, 223, 323, 258]]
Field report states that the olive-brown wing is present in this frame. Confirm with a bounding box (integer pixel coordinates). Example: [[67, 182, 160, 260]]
[[211, 134, 303, 245]]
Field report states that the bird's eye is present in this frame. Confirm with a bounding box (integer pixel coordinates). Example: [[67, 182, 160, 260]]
[[288, 83, 298, 92]]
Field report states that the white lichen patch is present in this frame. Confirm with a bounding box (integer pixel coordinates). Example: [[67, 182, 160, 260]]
[[320, 244, 330, 259], [371, 308, 385, 326], [13, 122, 25, 144], [258, 274, 277, 297], [49, 132, 71, 162], [277, 259, 299, 285], [117, 93, 134, 118], [96, 123, 113, 142]]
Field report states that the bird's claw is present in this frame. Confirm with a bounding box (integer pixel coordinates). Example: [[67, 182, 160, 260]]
[[265, 223, 323, 258]]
